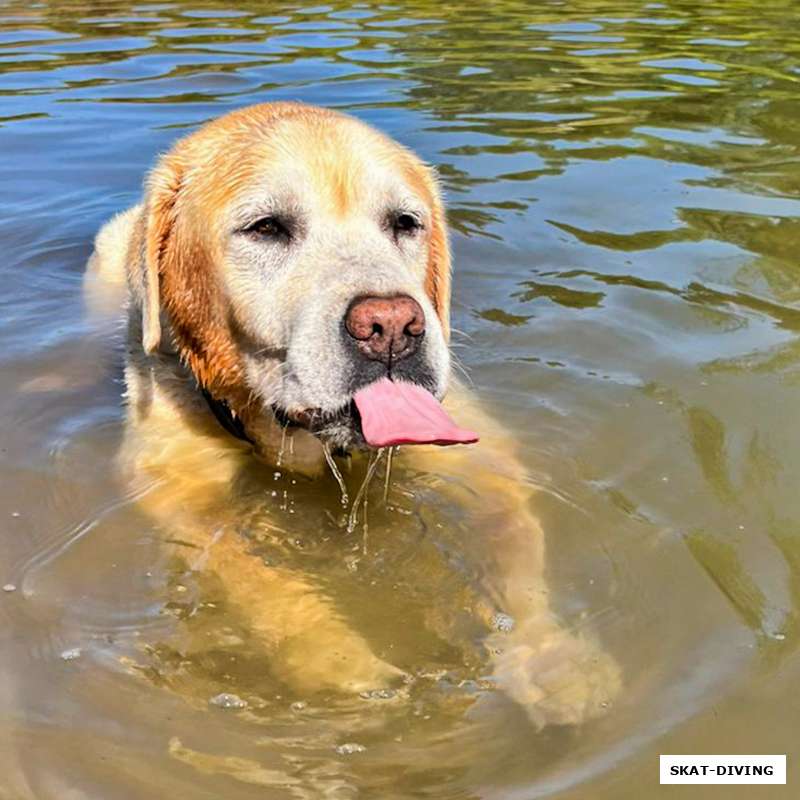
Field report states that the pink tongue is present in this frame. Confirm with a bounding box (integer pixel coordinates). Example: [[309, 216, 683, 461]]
[[354, 378, 479, 447]]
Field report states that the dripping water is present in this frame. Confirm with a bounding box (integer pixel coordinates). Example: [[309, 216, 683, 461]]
[[322, 442, 349, 507], [347, 448, 385, 535], [383, 446, 397, 505], [276, 422, 288, 467]]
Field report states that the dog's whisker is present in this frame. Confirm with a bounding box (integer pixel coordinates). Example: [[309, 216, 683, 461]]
[[450, 354, 475, 387], [450, 327, 475, 342]]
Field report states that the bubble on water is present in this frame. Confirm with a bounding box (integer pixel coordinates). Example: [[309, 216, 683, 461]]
[[770, 632, 786, 641], [209, 692, 247, 709], [359, 688, 396, 700], [60, 647, 82, 661], [3, 584, 16, 593], [492, 612, 515, 633], [344, 555, 360, 572], [290, 701, 307, 711], [335, 742, 366, 755]]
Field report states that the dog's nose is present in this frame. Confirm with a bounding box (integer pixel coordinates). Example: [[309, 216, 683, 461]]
[[345, 295, 425, 364]]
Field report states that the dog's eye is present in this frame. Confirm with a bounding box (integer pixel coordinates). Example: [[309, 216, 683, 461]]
[[390, 211, 423, 239], [243, 215, 292, 242]]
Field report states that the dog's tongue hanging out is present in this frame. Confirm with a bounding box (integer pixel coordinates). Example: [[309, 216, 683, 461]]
[[354, 378, 479, 447]]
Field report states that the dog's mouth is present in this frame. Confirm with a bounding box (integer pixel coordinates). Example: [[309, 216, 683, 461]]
[[272, 401, 362, 448], [272, 378, 478, 450]]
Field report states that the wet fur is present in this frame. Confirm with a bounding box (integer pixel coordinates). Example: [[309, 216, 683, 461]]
[[85, 102, 620, 727]]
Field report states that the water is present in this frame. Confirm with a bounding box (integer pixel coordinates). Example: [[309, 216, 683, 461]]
[[1, 0, 799, 797]]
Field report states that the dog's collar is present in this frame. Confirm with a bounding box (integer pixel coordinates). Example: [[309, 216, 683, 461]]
[[201, 388, 253, 444]]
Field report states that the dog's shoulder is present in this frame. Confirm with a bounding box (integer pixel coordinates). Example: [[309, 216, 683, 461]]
[[86, 204, 142, 284], [83, 204, 143, 318]]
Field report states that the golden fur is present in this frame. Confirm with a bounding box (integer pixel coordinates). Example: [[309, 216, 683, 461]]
[[84, 102, 620, 727]]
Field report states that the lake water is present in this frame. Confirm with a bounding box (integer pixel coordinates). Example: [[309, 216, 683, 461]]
[[1, 1, 799, 798]]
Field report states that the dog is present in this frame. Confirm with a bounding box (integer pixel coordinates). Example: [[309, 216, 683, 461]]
[[84, 102, 620, 728]]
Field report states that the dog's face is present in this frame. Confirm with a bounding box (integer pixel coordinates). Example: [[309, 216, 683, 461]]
[[136, 103, 451, 449]]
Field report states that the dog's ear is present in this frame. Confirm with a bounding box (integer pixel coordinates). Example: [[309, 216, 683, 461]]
[[425, 173, 452, 341], [138, 154, 183, 354]]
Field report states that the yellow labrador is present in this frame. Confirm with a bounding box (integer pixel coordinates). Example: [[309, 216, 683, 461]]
[[84, 102, 619, 727]]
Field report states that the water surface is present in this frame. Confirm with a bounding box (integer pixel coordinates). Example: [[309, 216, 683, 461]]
[[1, 0, 800, 797]]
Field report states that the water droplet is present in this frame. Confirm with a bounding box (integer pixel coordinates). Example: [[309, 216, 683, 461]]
[[492, 612, 515, 633], [60, 647, 82, 661], [3, 583, 16, 593], [335, 742, 366, 755], [209, 692, 247, 709]]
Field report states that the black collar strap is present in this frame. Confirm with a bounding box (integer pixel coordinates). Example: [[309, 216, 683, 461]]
[[201, 388, 253, 444]]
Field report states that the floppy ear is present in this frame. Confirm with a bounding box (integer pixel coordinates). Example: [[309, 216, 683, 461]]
[[138, 154, 183, 354], [425, 178, 452, 341], [137, 151, 247, 404]]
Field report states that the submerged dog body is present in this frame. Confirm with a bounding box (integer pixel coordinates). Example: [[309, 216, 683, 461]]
[[86, 102, 619, 727]]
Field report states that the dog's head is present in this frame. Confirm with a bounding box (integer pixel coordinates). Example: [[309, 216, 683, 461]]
[[134, 102, 451, 451]]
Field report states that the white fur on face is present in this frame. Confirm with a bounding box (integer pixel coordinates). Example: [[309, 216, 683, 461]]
[[217, 136, 450, 446]]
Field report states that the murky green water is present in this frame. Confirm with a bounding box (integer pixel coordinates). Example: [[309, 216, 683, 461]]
[[2, 0, 800, 797]]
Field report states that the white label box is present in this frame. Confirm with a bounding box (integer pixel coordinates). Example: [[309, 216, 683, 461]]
[[660, 755, 786, 784]]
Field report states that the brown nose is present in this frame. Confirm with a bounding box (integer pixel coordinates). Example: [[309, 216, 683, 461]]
[[344, 295, 426, 364]]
